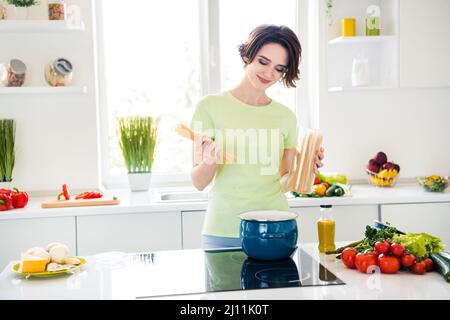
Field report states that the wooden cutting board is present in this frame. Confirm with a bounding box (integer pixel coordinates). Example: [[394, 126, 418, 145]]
[[41, 197, 120, 208]]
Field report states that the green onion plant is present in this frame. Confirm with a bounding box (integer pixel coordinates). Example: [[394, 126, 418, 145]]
[[0, 119, 15, 182], [117, 116, 158, 174]]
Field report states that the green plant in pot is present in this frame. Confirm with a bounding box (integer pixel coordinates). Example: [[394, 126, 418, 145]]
[[118, 116, 158, 192], [5, 0, 39, 20], [0, 119, 15, 187]]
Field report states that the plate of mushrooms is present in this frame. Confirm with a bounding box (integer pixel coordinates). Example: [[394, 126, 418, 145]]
[[12, 242, 86, 277]]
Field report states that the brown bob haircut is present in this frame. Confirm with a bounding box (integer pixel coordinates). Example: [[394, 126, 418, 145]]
[[238, 24, 301, 88]]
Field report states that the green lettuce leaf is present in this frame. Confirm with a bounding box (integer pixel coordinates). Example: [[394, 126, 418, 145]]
[[392, 233, 445, 259], [317, 172, 347, 185]]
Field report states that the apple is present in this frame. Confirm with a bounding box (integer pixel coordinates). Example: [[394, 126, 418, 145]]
[[382, 162, 395, 170], [374, 152, 387, 165], [367, 159, 380, 173]]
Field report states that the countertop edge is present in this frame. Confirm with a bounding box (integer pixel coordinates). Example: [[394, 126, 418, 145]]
[[0, 183, 449, 221]]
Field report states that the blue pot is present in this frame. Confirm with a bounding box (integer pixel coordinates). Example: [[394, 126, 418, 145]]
[[239, 210, 298, 261]]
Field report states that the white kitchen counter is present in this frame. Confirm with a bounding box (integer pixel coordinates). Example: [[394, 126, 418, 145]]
[[0, 183, 449, 221], [0, 242, 448, 300]]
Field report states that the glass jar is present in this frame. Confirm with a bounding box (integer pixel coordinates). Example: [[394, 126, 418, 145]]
[[7, 59, 27, 87], [0, 2, 6, 20], [48, 0, 66, 20], [45, 58, 73, 87], [317, 205, 336, 253]]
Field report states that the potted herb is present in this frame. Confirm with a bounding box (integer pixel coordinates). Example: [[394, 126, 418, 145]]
[[0, 119, 15, 189], [5, 0, 39, 20], [118, 116, 158, 192]]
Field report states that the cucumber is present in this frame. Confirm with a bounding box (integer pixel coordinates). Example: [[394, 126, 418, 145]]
[[430, 252, 450, 282]]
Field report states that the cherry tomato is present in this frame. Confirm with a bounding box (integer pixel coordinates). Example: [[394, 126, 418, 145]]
[[365, 250, 379, 263], [412, 261, 426, 275], [341, 247, 357, 269], [423, 258, 434, 272], [378, 254, 401, 274], [355, 253, 378, 274], [374, 241, 390, 254], [390, 243, 405, 257], [401, 254, 416, 267]]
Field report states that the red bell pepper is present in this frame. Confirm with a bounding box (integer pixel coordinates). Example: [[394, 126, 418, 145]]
[[11, 188, 29, 209], [0, 188, 12, 196], [0, 193, 12, 211], [75, 191, 103, 200]]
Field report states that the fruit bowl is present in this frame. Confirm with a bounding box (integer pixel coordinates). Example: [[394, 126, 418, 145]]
[[417, 175, 449, 192], [366, 169, 398, 187]]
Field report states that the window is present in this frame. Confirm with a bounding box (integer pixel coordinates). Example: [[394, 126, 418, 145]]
[[97, 0, 300, 188], [219, 0, 297, 108]]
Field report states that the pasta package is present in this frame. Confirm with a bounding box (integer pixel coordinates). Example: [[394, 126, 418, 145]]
[[287, 129, 323, 194]]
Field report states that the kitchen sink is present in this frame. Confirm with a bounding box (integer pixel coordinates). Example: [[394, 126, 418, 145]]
[[156, 190, 295, 202], [156, 191, 208, 202]]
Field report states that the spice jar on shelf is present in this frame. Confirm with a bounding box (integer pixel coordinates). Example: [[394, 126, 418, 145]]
[[45, 58, 73, 87], [7, 59, 27, 87], [48, 0, 66, 20]]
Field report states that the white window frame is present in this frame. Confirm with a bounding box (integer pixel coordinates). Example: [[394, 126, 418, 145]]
[[95, 0, 314, 189]]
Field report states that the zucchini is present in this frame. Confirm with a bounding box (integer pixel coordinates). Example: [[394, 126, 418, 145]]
[[325, 185, 338, 197], [430, 252, 450, 282], [334, 186, 345, 197], [438, 251, 450, 262]]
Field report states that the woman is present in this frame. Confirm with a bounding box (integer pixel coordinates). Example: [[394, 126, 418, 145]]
[[190, 25, 324, 249]]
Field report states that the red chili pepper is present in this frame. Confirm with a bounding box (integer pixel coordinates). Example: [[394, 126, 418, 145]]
[[57, 184, 71, 200], [11, 187, 29, 209], [0, 193, 12, 211]]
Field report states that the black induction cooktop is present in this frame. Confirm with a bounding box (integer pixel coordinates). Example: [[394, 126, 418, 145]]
[[132, 247, 344, 299]]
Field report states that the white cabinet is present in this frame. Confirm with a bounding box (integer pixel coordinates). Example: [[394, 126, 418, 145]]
[[291, 205, 379, 243], [182, 211, 205, 249], [381, 203, 450, 247], [399, 0, 450, 87], [0, 217, 76, 271], [76, 212, 182, 256]]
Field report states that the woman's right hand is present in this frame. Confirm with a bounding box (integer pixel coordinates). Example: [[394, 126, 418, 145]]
[[193, 133, 219, 166]]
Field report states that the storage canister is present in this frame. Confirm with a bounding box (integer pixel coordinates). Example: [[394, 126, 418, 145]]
[[45, 58, 73, 87], [48, 0, 66, 20], [342, 18, 356, 36], [7, 59, 27, 87]]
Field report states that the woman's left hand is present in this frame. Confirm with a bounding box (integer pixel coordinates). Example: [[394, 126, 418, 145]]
[[314, 146, 325, 174]]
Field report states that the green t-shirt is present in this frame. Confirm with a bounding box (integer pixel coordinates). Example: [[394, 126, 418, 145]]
[[190, 91, 298, 238]]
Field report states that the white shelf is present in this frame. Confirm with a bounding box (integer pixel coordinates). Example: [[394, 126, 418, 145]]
[[328, 35, 396, 45], [0, 86, 88, 95], [0, 20, 85, 32], [328, 85, 397, 92]]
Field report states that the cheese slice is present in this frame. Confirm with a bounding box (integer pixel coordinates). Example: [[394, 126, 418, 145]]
[[19, 253, 48, 273]]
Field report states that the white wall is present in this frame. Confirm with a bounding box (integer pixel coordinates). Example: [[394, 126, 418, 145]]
[[317, 0, 450, 180], [319, 88, 450, 180], [1, 0, 449, 192], [0, 0, 100, 192]]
